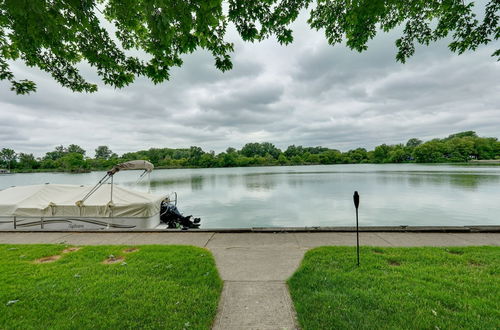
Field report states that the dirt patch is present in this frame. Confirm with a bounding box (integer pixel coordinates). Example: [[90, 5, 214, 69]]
[[102, 256, 125, 264], [469, 261, 483, 267], [62, 247, 81, 254], [35, 255, 61, 263], [388, 260, 401, 266], [447, 250, 464, 255], [372, 249, 384, 255], [123, 248, 139, 253]]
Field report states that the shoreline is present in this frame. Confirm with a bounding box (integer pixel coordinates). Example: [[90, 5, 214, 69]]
[[469, 159, 500, 164], [3, 160, 500, 174]]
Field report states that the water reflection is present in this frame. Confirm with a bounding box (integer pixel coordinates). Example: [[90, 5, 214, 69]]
[[1, 164, 499, 228], [148, 174, 205, 190], [244, 173, 278, 191], [446, 174, 498, 189], [376, 172, 500, 190], [190, 175, 204, 191]]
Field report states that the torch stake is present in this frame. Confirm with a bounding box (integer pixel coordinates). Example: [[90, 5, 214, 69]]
[[353, 191, 360, 266], [356, 207, 359, 266]]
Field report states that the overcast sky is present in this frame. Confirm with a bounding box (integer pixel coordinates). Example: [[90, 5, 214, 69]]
[[1, 7, 499, 157]]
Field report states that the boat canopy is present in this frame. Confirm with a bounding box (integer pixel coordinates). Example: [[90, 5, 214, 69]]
[[0, 184, 166, 218], [108, 160, 154, 175]]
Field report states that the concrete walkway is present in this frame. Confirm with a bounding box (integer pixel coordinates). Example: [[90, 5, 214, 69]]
[[1, 231, 498, 330]]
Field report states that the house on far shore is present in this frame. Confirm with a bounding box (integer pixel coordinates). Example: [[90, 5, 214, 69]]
[[0, 169, 10, 174]]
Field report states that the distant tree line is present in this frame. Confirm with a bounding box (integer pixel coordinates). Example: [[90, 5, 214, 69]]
[[1, 131, 499, 173]]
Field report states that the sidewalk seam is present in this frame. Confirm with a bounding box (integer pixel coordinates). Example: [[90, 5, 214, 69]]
[[374, 233, 394, 246], [292, 233, 301, 248], [204, 232, 216, 248], [51, 233, 75, 243]]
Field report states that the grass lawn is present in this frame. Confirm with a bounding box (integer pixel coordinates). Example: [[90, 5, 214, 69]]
[[0, 244, 222, 329], [288, 246, 500, 330]]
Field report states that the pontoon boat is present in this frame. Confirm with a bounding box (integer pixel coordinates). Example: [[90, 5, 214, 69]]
[[0, 160, 200, 230]]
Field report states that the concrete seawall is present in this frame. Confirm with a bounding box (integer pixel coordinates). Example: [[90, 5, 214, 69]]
[[1, 225, 499, 233]]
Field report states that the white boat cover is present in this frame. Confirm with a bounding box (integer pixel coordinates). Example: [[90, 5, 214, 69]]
[[0, 184, 166, 218], [109, 160, 154, 174]]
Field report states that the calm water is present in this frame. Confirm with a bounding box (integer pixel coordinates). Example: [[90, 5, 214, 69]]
[[1, 164, 499, 228]]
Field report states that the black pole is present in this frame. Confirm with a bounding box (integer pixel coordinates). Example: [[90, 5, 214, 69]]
[[353, 191, 360, 266]]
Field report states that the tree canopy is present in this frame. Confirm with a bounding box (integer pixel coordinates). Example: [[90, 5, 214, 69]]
[[1, 132, 499, 172], [0, 0, 498, 94], [95, 145, 114, 159]]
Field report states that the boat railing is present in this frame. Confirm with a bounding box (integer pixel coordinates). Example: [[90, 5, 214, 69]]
[[0, 216, 137, 230]]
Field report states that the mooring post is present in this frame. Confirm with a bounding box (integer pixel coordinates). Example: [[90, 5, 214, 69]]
[[353, 191, 360, 266]]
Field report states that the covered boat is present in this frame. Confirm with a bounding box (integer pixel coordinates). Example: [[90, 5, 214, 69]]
[[0, 160, 201, 230], [0, 183, 167, 230]]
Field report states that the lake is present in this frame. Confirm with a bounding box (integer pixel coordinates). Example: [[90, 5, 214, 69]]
[[1, 164, 499, 228]]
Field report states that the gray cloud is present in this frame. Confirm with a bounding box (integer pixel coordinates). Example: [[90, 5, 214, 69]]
[[0, 8, 499, 157]]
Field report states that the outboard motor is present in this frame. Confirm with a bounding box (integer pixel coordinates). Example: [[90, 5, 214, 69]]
[[160, 201, 200, 230]]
